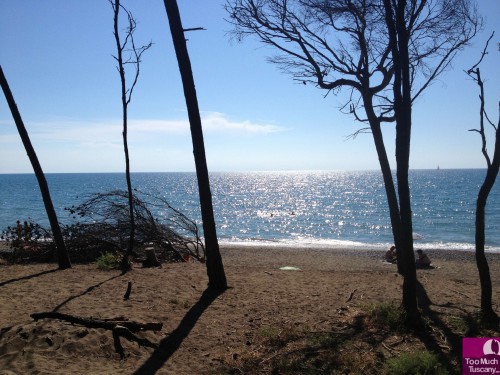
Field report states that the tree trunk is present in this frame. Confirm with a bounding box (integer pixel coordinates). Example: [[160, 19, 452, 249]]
[[383, 0, 419, 321], [112, 0, 135, 272], [143, 247, 160, 268], [475, 103, 500, 321], [163, 0, 227, 290], [476, 182, 496, 319], [0, 65, 71, 270], [363, 95, 404, 263]]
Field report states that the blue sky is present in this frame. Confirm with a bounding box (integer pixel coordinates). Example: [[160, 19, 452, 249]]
[[0, 1, 499, 173]]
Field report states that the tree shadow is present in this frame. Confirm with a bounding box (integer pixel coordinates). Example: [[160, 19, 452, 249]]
[[0, 268, 59, 287], [51, 272, 124, 312], [415, 280, 463, 373], [133, 287, 225, 375]]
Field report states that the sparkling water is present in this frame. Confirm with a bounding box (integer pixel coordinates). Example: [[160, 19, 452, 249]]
[[0, 170, 498, 251]]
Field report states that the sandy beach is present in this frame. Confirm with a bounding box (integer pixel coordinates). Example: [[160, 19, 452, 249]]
[[0, 245, 499, 374]]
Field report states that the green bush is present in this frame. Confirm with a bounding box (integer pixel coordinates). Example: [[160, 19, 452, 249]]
[[384, 352, 448, 375], [366, 301, 407, 331], [96, 252, 120, 270]]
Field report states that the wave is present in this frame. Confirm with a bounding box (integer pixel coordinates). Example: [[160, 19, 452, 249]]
[[218, 237, 500, 253]]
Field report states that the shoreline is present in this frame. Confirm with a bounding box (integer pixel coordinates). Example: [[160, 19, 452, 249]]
[[219, 243, 500, 269], [2, 238, 500, 257], [219, 240, 500, 254]]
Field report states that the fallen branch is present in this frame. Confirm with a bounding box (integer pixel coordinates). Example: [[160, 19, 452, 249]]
[[31, 311, 162, 358], [31, 311, 162, 332], [113, 325, 158, 359], [346, 288, 357, 303], [381, 342, 394, 352]]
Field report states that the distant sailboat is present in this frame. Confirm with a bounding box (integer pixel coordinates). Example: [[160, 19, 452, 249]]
[[437, 165, 440, 170]]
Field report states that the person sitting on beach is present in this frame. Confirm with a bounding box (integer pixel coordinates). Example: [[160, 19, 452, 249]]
[[415, 249, 431, 268], [385, 245, 397, 263]]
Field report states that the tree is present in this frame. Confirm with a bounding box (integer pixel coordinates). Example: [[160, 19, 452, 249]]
[[226, 0, 480, 319], [382, 0, 419, 319], [466, 33, 499, 322], [110, 0, 152, 271], [163, 0, 228, 290], [0, 65, 71, 270]]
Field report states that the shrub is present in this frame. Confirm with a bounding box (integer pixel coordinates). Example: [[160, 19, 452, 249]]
[[96, 252, 120, 270], [365, 301, 407, 331], [384, 352, 448, 375]]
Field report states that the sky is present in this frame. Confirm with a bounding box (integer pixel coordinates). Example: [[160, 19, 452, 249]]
[[0, 0, 499, 173]]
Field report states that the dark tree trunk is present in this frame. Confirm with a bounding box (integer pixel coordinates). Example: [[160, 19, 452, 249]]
[[383, 0, 419, 321], [363, 90, 408, 276], [112, 0, 135, 271], [475, 101, 500, 321], [476, 173, 497, 319], [163, 0, 227, 290], [363, 94, 404, 262], [0, 65, 71, 270]]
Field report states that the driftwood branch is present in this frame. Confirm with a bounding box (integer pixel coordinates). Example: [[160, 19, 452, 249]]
[[346, 288, 357, 303], [112, 325, 158, 358], [30, 311, 162, 332], [31, 311, 162, 359]]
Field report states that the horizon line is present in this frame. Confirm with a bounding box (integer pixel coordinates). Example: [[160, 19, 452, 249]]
[[0, 167, 488, 175]]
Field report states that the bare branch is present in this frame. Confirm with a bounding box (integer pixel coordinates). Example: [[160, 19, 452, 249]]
[[183, 27, 206, 32], [466, 34, 494, 168], [345, 127, 371, 140], [467, 32, 494, 74]]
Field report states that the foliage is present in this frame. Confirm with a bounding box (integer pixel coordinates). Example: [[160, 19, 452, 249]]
[[365, 301, 407, 331], [1, 220, 50, 244], [0, 220, 54, 263], [384, 352, 448, 375], [257, 325, 286, 347], [218, 307, 464, 374], [1, 190, 204, 265], [226, 0, 481, 127], [96, 251, 121, 270], [448, 312, 500, 336]]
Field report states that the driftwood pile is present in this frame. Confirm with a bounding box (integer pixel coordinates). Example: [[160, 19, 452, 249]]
[[1, 190, 205, 265]]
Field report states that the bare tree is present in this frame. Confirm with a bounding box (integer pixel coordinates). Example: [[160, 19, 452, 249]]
[[226, 0, 480, 319], [110, 0, 152, 271], [466, 33, 499, 323], [163, 0, 227, 290], [0, 65, 71, 269]]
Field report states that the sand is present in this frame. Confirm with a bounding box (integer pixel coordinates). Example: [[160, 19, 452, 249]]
[[0, 246, 499, 374]]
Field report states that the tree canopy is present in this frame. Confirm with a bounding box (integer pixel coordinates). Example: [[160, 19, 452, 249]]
[[226, 0, 481, 125]]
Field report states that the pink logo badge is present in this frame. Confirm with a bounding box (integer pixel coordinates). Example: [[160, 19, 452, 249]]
[[463, 338, 500, 374]]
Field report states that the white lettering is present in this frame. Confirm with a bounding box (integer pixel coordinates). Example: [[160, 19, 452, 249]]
[[481, 358, 499, 365], [467, 359, 480, 365], [467, 365, 499, 373]]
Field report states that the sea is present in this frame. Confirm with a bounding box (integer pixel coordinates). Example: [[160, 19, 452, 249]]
[[0, 170, 499, 252]]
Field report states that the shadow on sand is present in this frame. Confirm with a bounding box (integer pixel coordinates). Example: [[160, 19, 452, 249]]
[[51, 272, 125, 312], [415, 280, 463, 373], [0, 268, 59, 287], [133, 287, 225, 375]]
